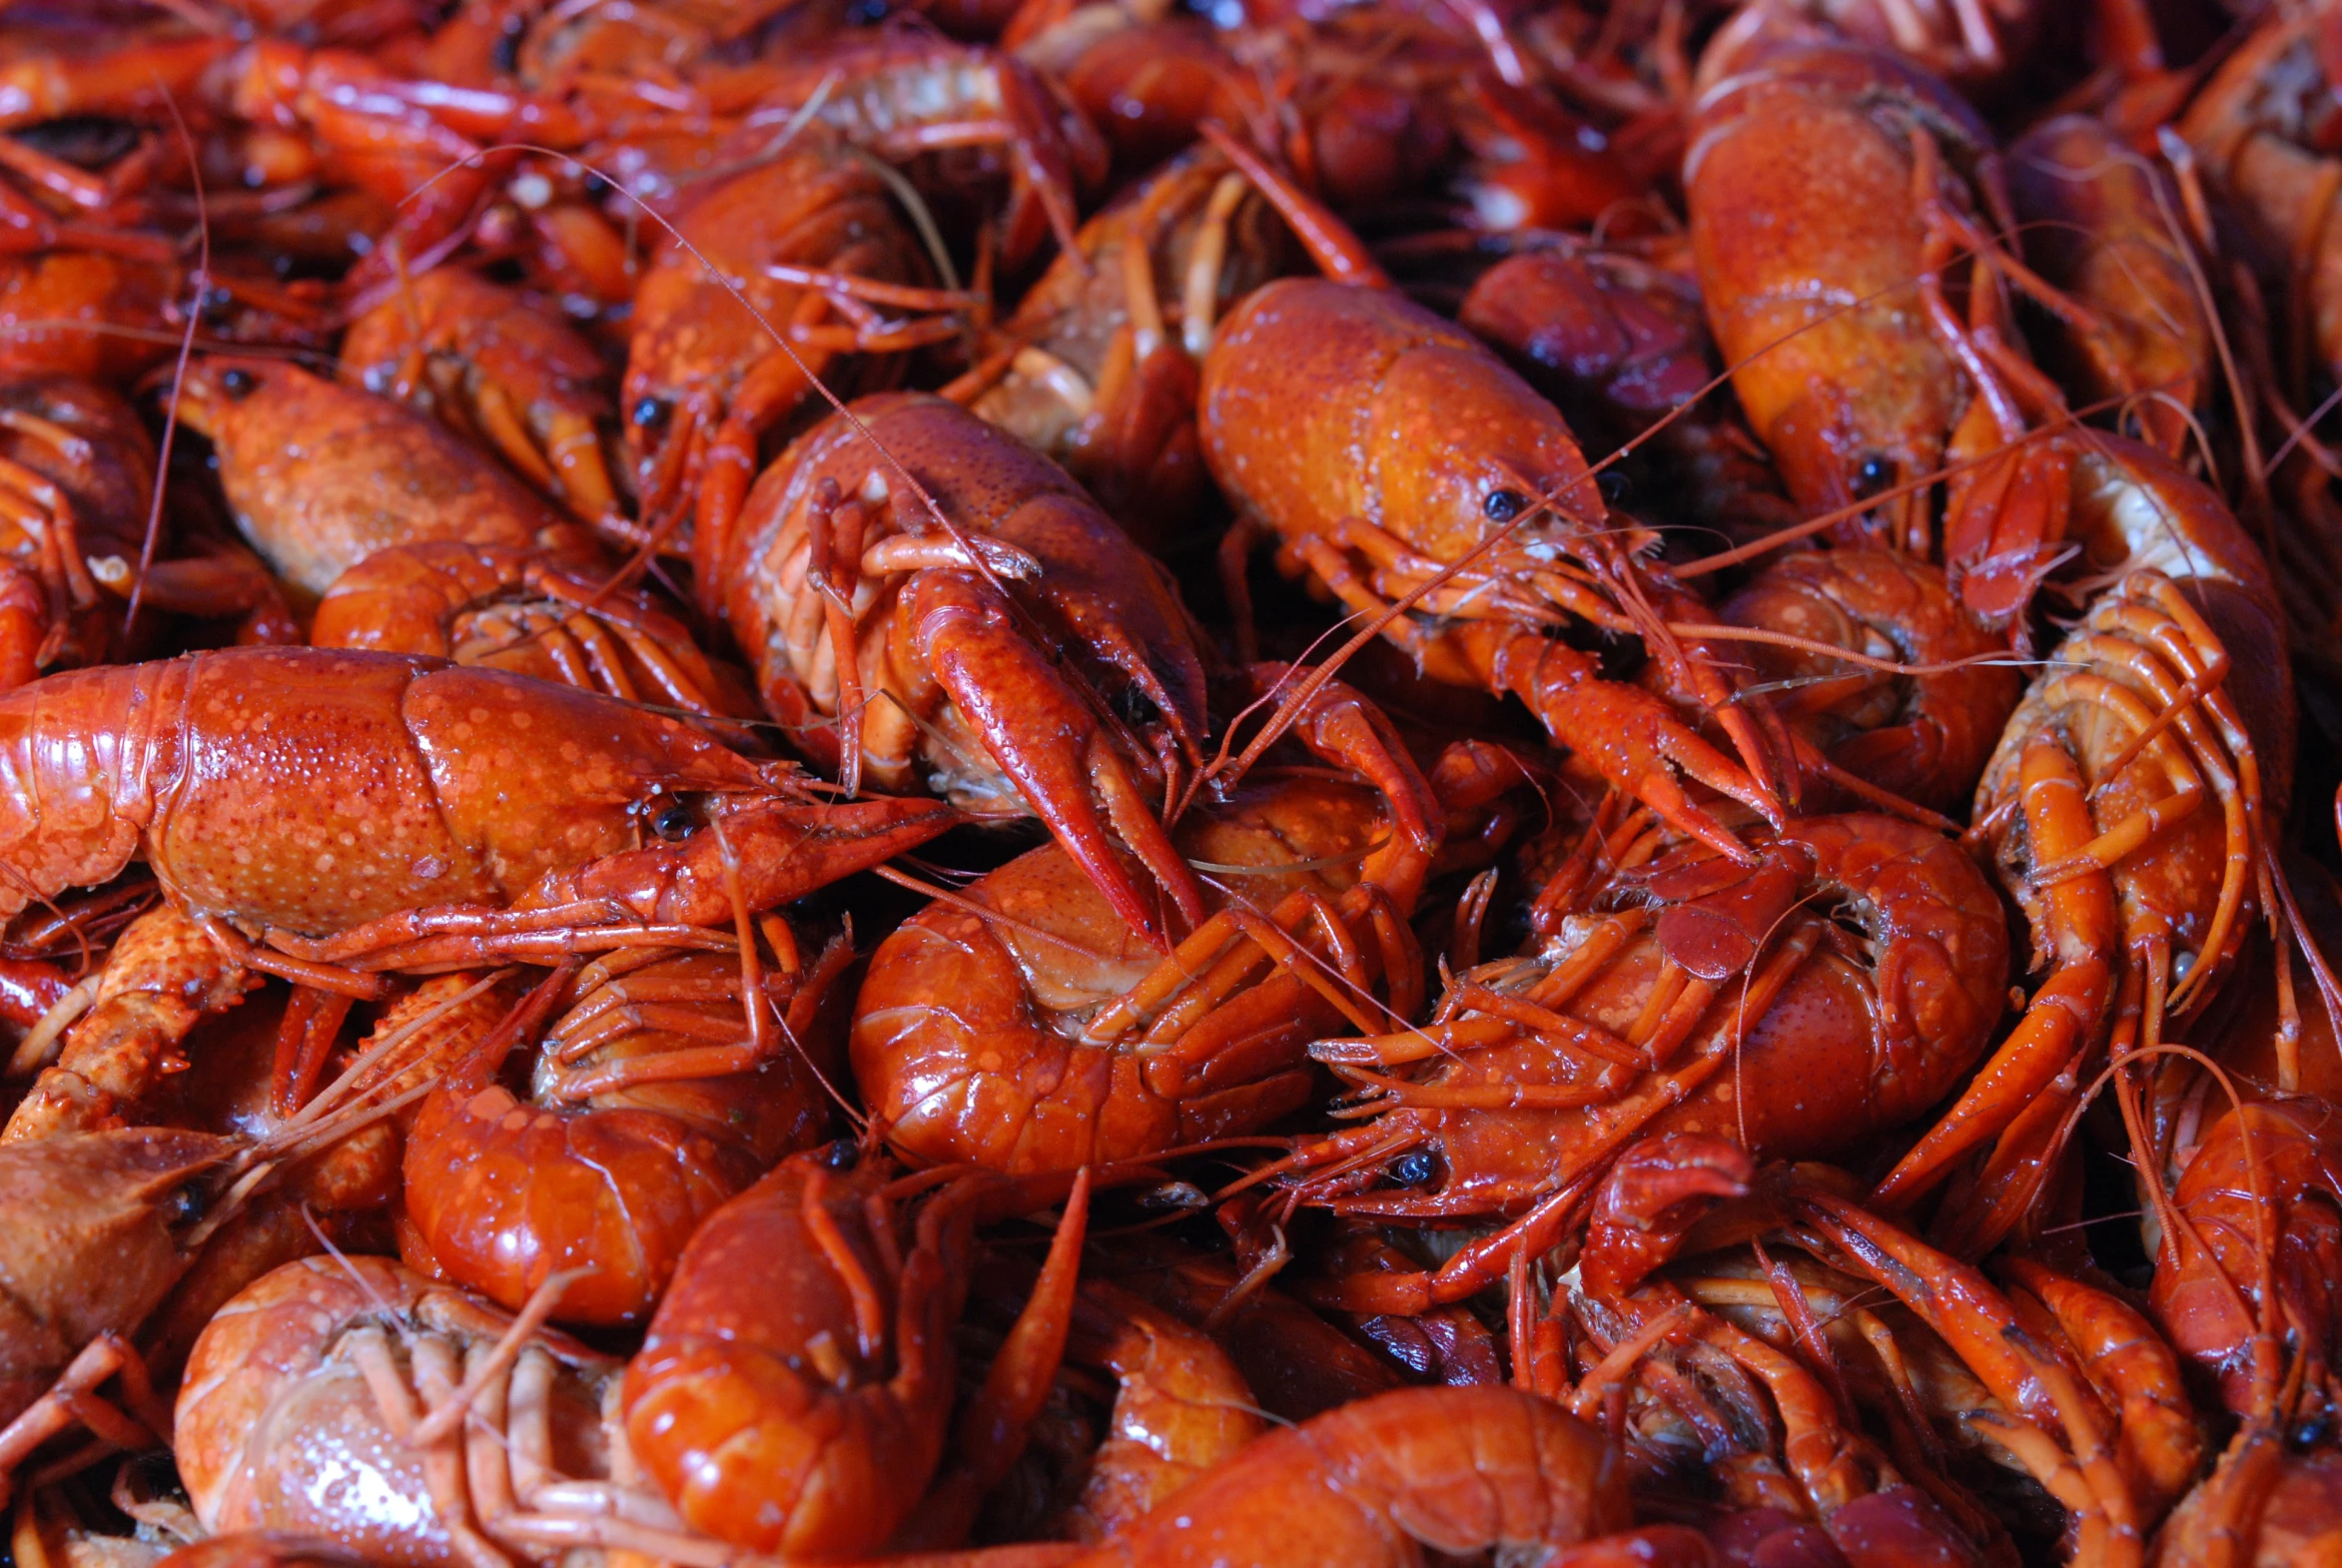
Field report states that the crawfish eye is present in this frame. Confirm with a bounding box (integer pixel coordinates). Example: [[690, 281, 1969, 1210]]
[[1853, 455, 1893, 499], [1483, 488, 1528, 523], [1596, 470, 1632, 504], [820, 1139, 861, 1170], [1388, 1150, 1439, 1187], [1136, 1180, 1208, 1211], [650, 799, 696, 841], [160, 1182, 202, 1227], [1111, 684, 1161, 730], [631, 394, 673, 431], [218, 367, 258, 400]]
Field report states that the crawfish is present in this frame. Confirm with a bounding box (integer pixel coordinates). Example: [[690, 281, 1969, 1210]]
[[2154, 1432, 2342, 1567], [2145, 1093, 2342, 1428], [1054, 1385, 1632, 1567], [174, 357, 752, 718], [620, 1143, 1094, 1557], [97, 976, 418, 1381], [1785, 1182, 2194, 1563], [1685, 28, 2073, 550], [1282, 804, 2008, 1311], [1448, 234, 2019, 815], [620, 33, 1105, 563], [3, 374, 298, 680], [963, 145, 1295, 549], [1717, 547, 2019, 814], [1457, 244, 1713, 447], [1582, 1144, 2197, 1562], [2142, 1055, 2342, 1562], [0, 15, 235, 135], [1721, 418, 2279, 836], [1550, 1138, 2015, 1563], [174, 358, 570, 606], [0, 376, 222, 689], [340, 269, 626, 537], [619, 132, 972, 574], [713, 32, 1104, 262], [212, 38, 593, 304], [0, 646, 951, 1138], [398, 934, 855, 1326], [0, 1130, 232, 1469], [719, 391, 1209, 944], [309, 539, 763, 727], [852, 667, 1441, 1172], [2179, 6, 2342, 385], [1003, 0, 1261, 175], [174, 1255, 628, 1568], [0, 249, 178, 385], [2005, 116, 2210, 458], [1048, 1280, 1265, 1543], [0, 1083, 409, 1508], [1200, 275, 1787, 863], [1011, 0, 1635, 226], [1872, 440, 2288, 1252], [1456, 241, 1805, 553], [1088, 1233, 1403, 1423]]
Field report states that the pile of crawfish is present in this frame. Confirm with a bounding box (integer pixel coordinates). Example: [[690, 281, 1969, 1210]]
[[7, 0, 2342, 1562]]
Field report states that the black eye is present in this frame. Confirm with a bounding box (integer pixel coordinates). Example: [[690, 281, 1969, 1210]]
[[820, 1139, 861, 1170], [1389, 1150, 1439, 1187], [161, 1182, 202, 1226], [219, 367, 258, 399], [1854, 455, 1893, 498], [632, 395, 672, 430], [581, 171, 612, 200], [1596, 470, 1631, 504], [651, 799, 696, 841], [1111, 684, 1161, 730], [491, 20, 522, 73], [1137, 1180, 1208, 1211], [1483, 488, 1528, 523]]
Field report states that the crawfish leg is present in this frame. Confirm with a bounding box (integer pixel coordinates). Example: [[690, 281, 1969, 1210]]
[[0, 562, 41, 690], [901, 1173, 1095, 1550], [2, 905, 256, 1142], [1489, 630, 1773, 864], [691, 332, 842, 605], [0, 1334, 165, 1508], [1872, 739, 2116, 1213]]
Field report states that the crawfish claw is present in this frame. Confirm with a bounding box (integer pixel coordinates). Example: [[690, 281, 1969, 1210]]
[[912, 574, 1205, 948]]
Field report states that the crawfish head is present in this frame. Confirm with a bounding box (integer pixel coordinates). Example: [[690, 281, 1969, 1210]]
[[1202, 279, 1612, 570], [0, 1128, 242, 1422]]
